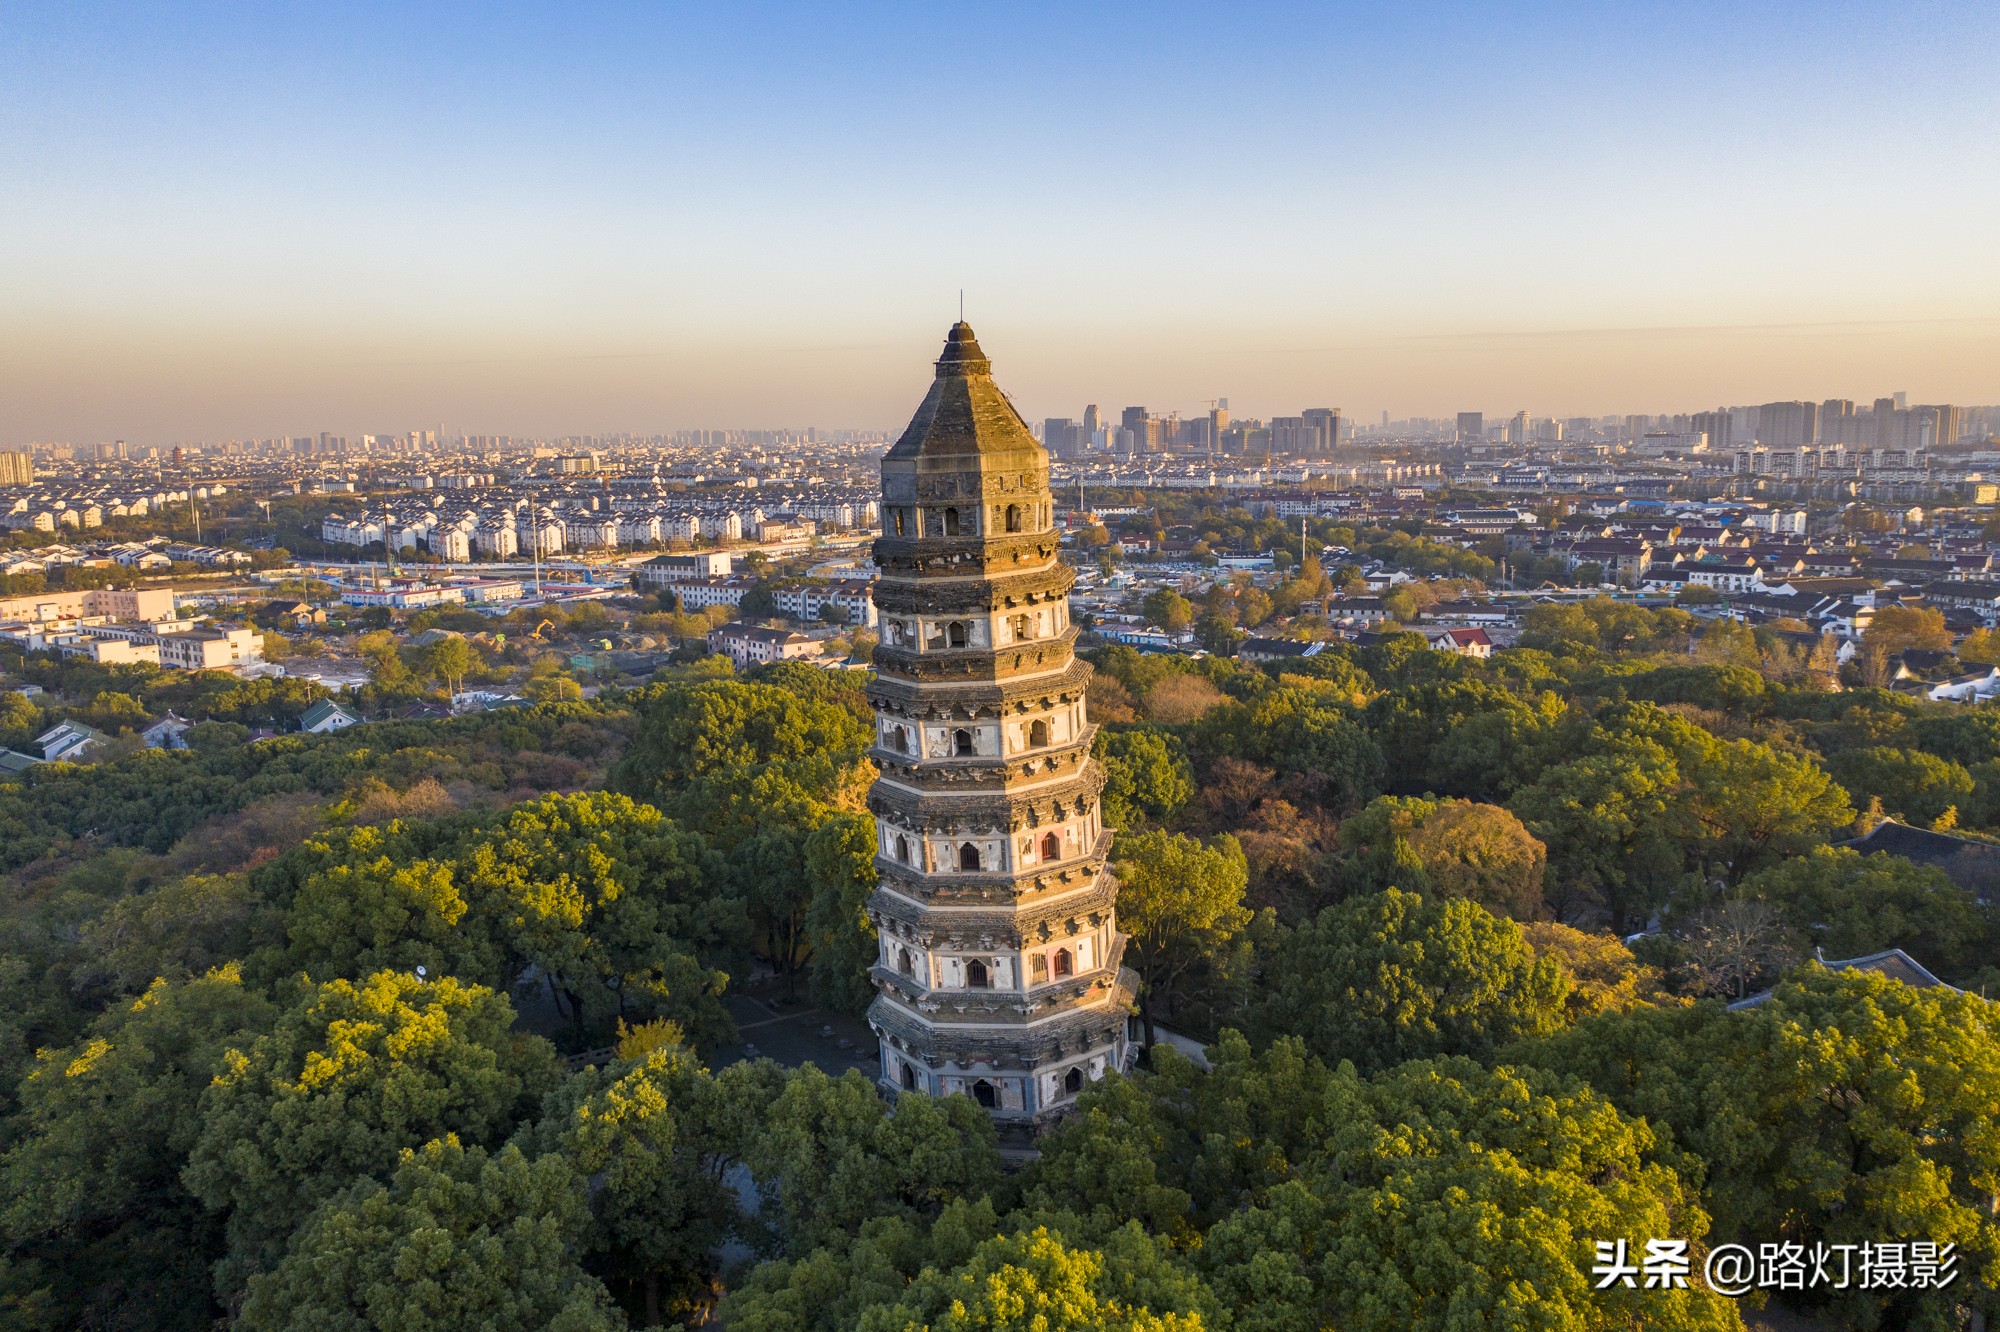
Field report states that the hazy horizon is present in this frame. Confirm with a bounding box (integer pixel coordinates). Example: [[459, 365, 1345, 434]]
[[5, 2, 1996, 443]]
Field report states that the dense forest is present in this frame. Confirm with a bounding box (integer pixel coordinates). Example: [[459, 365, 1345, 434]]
[[2, 615, 1997, 1330]]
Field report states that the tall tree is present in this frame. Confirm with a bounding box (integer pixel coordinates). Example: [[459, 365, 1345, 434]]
[[1096, 727, 1196, 831], [183, 970, 560, 1288], [1113, 831, 1253, 1048], [2, 967, 277, 1332], [236, 1138, 620, 1332], [727, 1062, 1002, 1259], [423, 634, 475, 698], [1249, 889, 1570, 1074], [803, 811, 881, 1016], [516, 1044, 740, 1324]]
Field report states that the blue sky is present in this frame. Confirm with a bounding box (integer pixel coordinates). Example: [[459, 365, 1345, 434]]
[[2, 1, 1995, 439]]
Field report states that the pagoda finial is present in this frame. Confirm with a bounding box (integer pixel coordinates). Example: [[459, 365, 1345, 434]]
[[934, 320, 990, 377]]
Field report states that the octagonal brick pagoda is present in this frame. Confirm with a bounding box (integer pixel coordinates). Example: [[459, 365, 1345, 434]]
[[863, 321, 1135, 1131]]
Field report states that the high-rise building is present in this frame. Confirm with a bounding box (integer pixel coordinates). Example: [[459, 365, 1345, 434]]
[[0, 451, 32, 485], [1301, 407, 1342, 453], [1873, 398, 1900, 450], [865, 322, 1134, 1132], [1456, 412, 1483, 443], [1508, 411, 1531, 445], [1119, 407, 1158, 453], [1756, 401, 1818, 449], [1042, 419, 1085, 458], [1692, 410, 1733, 453], [1909, 405, 1961, 450], [1081, 405, 1101, 452]]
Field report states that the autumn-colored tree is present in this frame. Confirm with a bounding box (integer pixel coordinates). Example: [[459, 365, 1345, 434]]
[[1863, 603, 1952, 657]]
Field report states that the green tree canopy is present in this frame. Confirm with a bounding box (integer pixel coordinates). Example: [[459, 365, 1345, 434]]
[[1095, 727, 1196, 831], [1730, 846, 1992, 980], [2, 966, 277, 1331], [237, 1137, 620, 1332], [1028, 1034, 1738, 1332], [1248, 889, 1570, 1073], [1516, 967, 2000, 1331], [611, 679, 872, 839], [728, 1062, 1003, 1258], [1141, 588, 1195, 634], [184, 970, 560, 1285], [1113, 830, 1253, 1045], [854, 1224, 1214, 1332], [1825, 745, 1975, 828], [516, 1042, 738, 1323]]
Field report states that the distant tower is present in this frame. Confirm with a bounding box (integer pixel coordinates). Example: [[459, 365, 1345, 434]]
[[865, 322, 1135, 1133]]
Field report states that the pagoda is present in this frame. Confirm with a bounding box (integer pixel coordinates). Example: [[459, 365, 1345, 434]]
[[863, 321, 1134, 1130]]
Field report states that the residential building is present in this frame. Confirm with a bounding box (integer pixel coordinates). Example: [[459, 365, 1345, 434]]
[[706, 621, 818, 667], [300, 699, 363, 734]]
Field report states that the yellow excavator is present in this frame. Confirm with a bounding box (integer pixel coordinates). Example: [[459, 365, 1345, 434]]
[[529, 619, 556, 641]]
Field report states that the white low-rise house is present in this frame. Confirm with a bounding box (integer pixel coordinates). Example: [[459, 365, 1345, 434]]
[[142, 713, 194, 749], [770, 578, 878, 626], [1421, 626, 1494, 658], [59, 634, 161, 665], [299, 699, 363, 734], [338, 582, 466, 610], [36, 720, 105, 762], [154, 627, 263, 670], [708, 622, 817, 667], [1925, 668, 2000, 704], [667, 576, 753, 609], [636, 552, 733, 586]]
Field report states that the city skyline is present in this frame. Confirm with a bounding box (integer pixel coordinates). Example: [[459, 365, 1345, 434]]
[[4, 1, 1997, 439]]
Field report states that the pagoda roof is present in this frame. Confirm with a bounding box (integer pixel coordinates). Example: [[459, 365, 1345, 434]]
[[885, 323, 1043, 464]]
